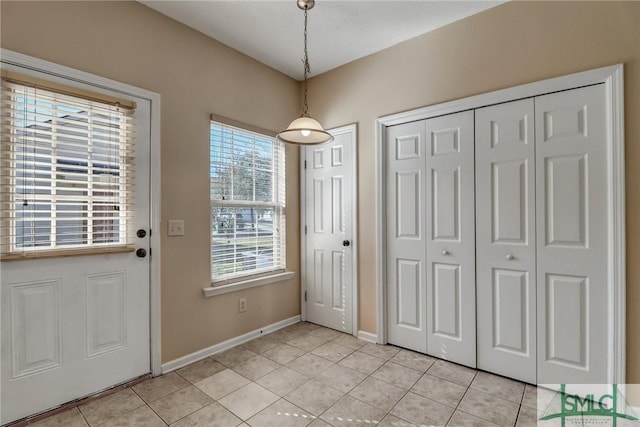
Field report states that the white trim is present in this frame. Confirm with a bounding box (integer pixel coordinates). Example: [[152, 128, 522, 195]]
[[375, 63, 626, 383], [299, 124, 359, 336], [161, 315, 301, 373], [357, 330, 379, 343], [203, 271, 295, 297], [0, 49, 163, 377]]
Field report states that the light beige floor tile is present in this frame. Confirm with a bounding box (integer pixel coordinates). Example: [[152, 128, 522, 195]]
[[348, 377, 406, 412], [470, 371, 525, 404], [307, 327, 344, 341], [195, 369, 250, 400], [232, 355, 280, 381], [213, 347, 258, 368], [132, 373, 190, 403], [308, 419, 333, 427], [296, 322, 322, 333], [330, 334, 367, 350], [31, 408, 88, 427], [285, 380, 344, 416], [263, 344, 306, 365], [218, 383, 279, 420], [256, 366, 310, 396], [521, 384, 538, 409], [391, 349, 436, 372], [338, 351, 386, 375], [377, 414, 417, 427], [458, 389, 520, 426], [176, 358, 226, 384], [242, 336, 280, 354], [95, 405, 165, 427], [427, 360, 477, 387], [447, 410, 501, 426], [358, 343, 400, 361], [516, 405, 538, 427], [269, 328, 307, 343], [79, 389, 145, 426], [287, 334, 328, 352], [371, 362, 421, 390], [170, 402, 242, 427], [390, 392, 454, 427], [315, 364, 367, 393], [149, 385, 212, 425], [311, 342, 354, 363], [320, 395, 386, 426], [287, 353, 335, 377], [247, 399, 314, 427], [411, 373, 467, 408]]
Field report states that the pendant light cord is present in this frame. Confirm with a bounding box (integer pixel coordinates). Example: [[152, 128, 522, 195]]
[[302, 7, 310, 117]]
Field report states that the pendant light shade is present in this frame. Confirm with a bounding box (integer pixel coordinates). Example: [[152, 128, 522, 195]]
[[276, 0, 334, 146]]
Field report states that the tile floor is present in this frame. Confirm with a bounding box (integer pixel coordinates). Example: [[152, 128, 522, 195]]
[[30, 322, 540, 427]]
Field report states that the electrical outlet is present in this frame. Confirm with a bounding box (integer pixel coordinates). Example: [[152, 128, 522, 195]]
[[239, 298, 247, 313], [167, 220, 184, 236]]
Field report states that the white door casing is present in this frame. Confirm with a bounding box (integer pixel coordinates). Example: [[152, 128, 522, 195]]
[[536, 84, 609, 384], [476, 98, 537, 383], [425, 111, 476, 368], [302, 125, 356, 333], [385, 121, 427, 353]]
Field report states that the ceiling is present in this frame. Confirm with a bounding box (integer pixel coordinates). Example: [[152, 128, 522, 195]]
[[140, 1, 503, 81]]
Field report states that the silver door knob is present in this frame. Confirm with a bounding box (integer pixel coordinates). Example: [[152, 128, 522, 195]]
[[505, 254, 514, 260], [442, 249, 449, 255]]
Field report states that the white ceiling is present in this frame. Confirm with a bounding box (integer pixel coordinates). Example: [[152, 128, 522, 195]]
[[140, 0, 503, 81]]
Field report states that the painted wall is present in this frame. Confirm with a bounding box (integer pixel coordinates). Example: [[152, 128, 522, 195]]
[[307, 1, 640, 383], [0, 1, 301, 363]]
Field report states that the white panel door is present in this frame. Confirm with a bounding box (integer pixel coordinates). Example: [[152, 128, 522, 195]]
[[424, 111, 476, 367], [304, 127, 354, 333], [476, 99, 537, 383], [386, 121, 427, 352], [1, 99, 151, 424], [536, 84, 609, 384]]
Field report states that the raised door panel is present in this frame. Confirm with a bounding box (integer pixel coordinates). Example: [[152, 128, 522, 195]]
[[86, 273, 126, 358], [476, 98, 536, 383], [425, 111, 475, 367], [536, 84, 609, 384]]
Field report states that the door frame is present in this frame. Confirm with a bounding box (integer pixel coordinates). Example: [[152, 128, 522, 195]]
[[375, 64, 625, 383], [300, 123, 359, 335], [1, 49, 163, 377]]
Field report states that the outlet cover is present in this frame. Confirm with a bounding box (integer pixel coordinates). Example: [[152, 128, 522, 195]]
[[168, 220, 184, 236], [239, 298, 247, 313]]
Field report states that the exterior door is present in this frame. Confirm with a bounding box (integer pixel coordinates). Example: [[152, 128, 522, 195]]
[[1, 79, 151, 424], [385, 121, 427, 353], [476, 99, 537, 383], [425, 111, 476, 368], [536, 84, 609, 384], [303, 125, 355, 333]]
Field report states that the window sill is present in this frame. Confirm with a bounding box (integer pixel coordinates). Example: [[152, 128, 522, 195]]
[[203, 271, 296, 297]]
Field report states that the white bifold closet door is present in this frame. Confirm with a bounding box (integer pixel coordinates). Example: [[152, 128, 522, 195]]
[[476, 99, 537, 383]]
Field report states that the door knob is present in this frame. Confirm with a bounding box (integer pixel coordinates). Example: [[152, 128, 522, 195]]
[[136, 248, 147, 258], [343, 240, 351, 247], [442, 249, 449, 256], [505, 254, 514, 260], [137, 229, 147, 238]]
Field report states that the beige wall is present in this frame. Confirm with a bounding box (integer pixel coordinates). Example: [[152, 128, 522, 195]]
[[0, 1, 301, 363], [308, 1, 640, 383]]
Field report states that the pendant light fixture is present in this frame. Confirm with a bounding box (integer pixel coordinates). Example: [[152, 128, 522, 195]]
[[277, 0, 334, 145]]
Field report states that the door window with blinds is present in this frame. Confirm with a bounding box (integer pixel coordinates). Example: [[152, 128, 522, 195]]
[[1, 76, 135, 257], [210, 121, 286, 282]]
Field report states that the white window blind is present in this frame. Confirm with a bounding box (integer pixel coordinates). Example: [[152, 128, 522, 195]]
[[210, 121, 286, 282], [0, 78, 136, 257]]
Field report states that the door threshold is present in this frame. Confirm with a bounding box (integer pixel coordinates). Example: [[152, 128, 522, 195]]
[[4, 374, 151, 427]]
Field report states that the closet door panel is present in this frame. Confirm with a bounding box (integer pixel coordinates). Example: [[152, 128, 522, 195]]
[[476, 99, 537, 383], [536, 84, 609, 384], [425, 111, 476, 367]]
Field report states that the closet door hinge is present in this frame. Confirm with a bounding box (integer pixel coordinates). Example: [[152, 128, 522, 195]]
[[305, 225, 308, 235], [304, 160, 307, 169], [304, 291, 307, 302]]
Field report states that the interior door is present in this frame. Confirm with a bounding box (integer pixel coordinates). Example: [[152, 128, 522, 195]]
[[1, 83, 151, 424], [425, 111, 476, 368], [385, 121, 427, 353], [304, 126, 354, 333], [536, 84, 609, 384], [476, 99, 537, 383]]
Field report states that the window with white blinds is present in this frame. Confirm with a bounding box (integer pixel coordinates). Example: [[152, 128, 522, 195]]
[[210, 121, 286, 282], [0, 77, 136, 257]]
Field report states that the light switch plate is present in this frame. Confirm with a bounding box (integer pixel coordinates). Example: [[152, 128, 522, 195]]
[[168, 220, 184, 236]]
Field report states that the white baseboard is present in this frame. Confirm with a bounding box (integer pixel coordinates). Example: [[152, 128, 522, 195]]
[[357, 330, 378, 343], [161, 315, 301, 374]]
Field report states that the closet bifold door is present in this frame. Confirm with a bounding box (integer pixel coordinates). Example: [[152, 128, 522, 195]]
[[425, 111, 476, 368], [476, 99, 537, 383], [386, 121, 428, 353], [536, 84, 609, 384]]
